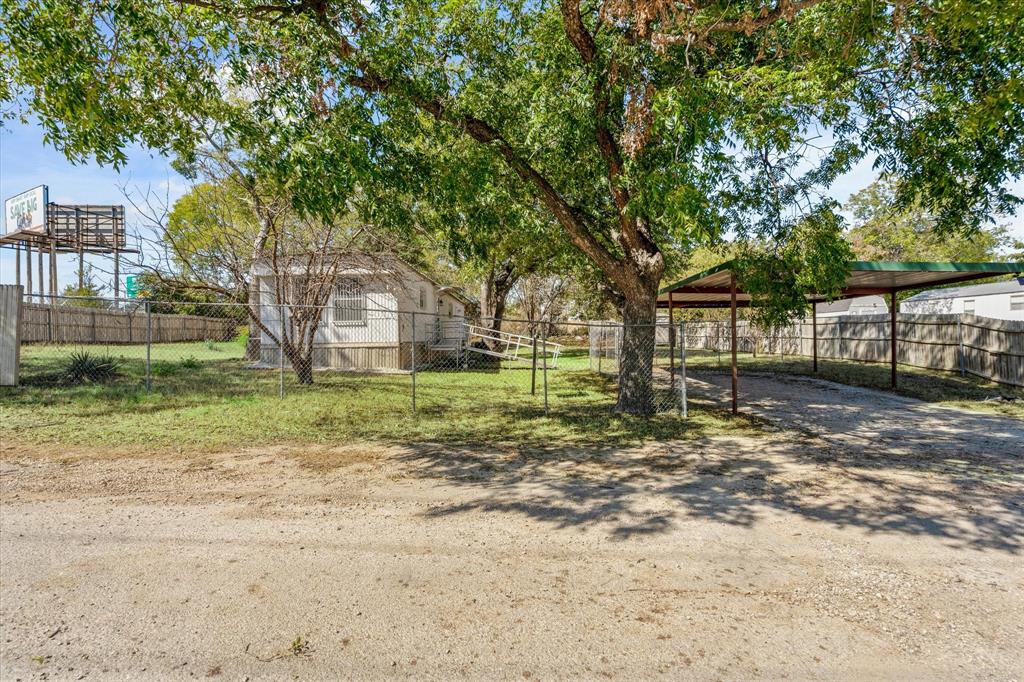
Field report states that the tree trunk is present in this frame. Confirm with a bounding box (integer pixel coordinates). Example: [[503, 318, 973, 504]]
[[280, 335, 315, 385], [294, 353, 314, 385], [616, 286, 659, 416], [479, 261, 518, 349]]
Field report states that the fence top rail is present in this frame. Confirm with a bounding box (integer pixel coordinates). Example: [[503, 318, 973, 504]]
[[17, 293, 1024, 333], [466, 324, 564, 350]]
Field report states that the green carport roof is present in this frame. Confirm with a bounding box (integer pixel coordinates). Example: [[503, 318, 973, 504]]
[[657, 260, 1024, 309]]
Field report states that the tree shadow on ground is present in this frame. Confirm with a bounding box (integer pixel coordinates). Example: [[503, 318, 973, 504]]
[[395, 432, 1024, 553]]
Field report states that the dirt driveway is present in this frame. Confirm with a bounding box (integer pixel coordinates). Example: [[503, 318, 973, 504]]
[[1, 379, 1022, 680]]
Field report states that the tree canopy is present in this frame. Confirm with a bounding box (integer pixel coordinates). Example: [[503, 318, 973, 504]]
[[845, 177, 1022, 262], [4, 0, 1022, 411]]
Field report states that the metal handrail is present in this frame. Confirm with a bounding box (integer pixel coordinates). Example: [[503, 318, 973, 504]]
[[465, 324, 562, 368]]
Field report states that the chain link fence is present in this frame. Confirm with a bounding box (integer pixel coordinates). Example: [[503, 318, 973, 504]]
[[11, 295, 689, 417], [587, 320, 686, 414]]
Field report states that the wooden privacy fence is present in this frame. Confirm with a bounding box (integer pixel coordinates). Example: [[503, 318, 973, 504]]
[[683, 313, 1024, 388], [20, 303, 238, 345]]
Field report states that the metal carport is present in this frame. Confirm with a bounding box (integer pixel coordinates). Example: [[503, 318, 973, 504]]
[[657, 261, 1024, 414]]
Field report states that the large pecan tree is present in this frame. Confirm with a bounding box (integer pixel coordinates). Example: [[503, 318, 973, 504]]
[[3, 0, 1022, 413]]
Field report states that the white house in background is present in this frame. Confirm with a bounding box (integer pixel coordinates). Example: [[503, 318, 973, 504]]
[[900, 278, 1024, 321], [254, 254, 473, 371], [814, 295, 888, 318]]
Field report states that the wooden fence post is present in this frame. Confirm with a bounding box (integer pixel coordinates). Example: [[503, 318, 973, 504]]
[[958, 315, 965, 377]]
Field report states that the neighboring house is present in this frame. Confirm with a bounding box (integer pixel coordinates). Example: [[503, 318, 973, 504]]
[[815, 295, 888, 318], [254, 254, 473, 371], [900, 278, 1024, 321]]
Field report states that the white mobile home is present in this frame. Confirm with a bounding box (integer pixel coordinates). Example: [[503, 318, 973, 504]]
[[255, 254, 472, 371], [814, 295, 888, 318], [900, 279, 1024, 321]]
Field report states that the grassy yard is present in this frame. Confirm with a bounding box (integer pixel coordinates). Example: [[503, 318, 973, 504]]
[[680, 349, 1024, 419], [2, 343, 758, 453]]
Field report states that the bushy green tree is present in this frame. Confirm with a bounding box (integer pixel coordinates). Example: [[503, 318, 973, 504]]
[[846, 177, 1019, 261], [130, 271, 228, 317]]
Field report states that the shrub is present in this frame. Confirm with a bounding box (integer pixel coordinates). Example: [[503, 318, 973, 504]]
[[63, 351, 121, 384], [180, 356, 201, 370], [150, 361, 179, 377]]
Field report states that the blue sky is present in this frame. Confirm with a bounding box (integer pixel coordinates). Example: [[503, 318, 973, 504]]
[[2, 117, 1023, 295]]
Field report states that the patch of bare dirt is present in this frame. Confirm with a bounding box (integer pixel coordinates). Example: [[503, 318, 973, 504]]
[[1, 430, 1021, 679]]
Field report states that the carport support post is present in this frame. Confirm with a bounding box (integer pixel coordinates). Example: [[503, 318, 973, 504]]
[[678, 320, 688, 418], [812, 302, 818, 373], [888, 288, 897, 391], [890, 290, 898, 389], [730, 274, 738, 415]]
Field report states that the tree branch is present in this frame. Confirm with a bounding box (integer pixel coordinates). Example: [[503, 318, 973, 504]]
[[652, 0, 827, 47], [560, 0, 597, 63], [348, 72, 628, 284]]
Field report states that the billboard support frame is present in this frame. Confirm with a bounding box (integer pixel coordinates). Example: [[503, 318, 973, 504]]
[[3, 188, 136, 302]]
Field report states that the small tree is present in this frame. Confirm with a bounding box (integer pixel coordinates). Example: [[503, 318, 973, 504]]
[[514, 274, 571, 337], [130, 177, 380, 385], [257, 213, 376, 385], [61, 265, 107, 308]]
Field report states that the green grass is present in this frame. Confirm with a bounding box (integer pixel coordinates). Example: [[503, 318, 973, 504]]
[[679, 349, 1024, 419], [1, 343, 758, 453]]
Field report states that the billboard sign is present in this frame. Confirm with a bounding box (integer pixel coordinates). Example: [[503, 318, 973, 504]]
[[4, 185, 48, 235]]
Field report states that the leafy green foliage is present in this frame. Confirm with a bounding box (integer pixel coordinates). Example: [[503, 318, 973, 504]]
[[163, 180, 261, 289], [846, 177, 1021, 261], [736, 206, 853, 327], [61, 264, 108, 307], [3, 0, 1021, 326], [131, 271, 236, 317]]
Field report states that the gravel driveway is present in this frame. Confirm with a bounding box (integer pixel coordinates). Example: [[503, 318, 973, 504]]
[[686, 370, 1024, 458], [1, 378, 1022, 679]]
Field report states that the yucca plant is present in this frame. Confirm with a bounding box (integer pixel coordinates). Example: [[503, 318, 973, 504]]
[[63, 351, 121, 385]]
